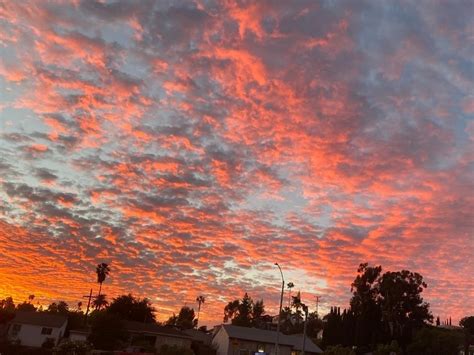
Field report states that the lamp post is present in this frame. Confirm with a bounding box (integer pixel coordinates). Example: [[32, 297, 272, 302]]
[[274, 263, 285, 355]]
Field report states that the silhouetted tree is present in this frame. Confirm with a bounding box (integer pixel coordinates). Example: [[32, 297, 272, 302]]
[[107, 294, 156, 323], [306, 311, 324, 339], [252, 299, 266, 328], [292, 292, 306, 327], [341, 309, 356, 347], [460, 316, 474, 355], [88, 311, 128, 350], [223, 293, 266, 328], [167, 306, 197, 330], [16, 301, 36, 312], [96, 263, 110, 299], [93, 294, 108, 310], [0, 297, 15, 324], [287, 282, 295, 308], [323, 307, 344, 347], [350, 263, 383, 347], [378, 270, 432, 349], [196, 295, 205, 329], [47, 301, 69, 315]]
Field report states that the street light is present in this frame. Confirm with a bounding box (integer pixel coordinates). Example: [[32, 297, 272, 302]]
[[274, 263, 284, 355]]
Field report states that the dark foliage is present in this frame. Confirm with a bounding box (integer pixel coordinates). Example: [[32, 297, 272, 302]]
[[223, 293, 267, 328], [0, 297, 15, 324], [16, 302, 36, 312], [166, 306, 197, 330], [407, 326, 463, 355], [88, 311, 128, 350], [160, 344, 194, 355], [106, 294, 156, 323]]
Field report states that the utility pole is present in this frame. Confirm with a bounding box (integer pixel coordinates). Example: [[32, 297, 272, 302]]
[[82, 289, 93, 325], [302, 304, 308, 355]]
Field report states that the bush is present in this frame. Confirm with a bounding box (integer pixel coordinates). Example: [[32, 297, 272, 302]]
[[407, 327, 463, 355], [159, 344, 194, 355], [324, 344, 356, 355], [55, 339, 91, 354], [374, 340, 401, 355], [42, 338, 55, 349]]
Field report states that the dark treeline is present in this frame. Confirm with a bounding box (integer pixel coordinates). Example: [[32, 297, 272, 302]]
[[1, 262, 473, 355], [218, 263, 474, 355]]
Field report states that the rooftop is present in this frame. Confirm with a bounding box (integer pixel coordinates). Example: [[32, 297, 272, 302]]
[[123, 321, 191, 339], [11, 311, 67, 328]]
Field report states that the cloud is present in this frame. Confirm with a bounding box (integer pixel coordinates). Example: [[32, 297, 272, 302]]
[[0, 0, 472, 325]]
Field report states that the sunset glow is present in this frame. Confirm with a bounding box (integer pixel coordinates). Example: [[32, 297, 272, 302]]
[[0, 1, 473, 326]]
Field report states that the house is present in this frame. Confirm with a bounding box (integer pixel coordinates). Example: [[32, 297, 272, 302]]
[[212, 324, 323, 355], [7, 311, 68, 347], [124, 321, 192, 352]]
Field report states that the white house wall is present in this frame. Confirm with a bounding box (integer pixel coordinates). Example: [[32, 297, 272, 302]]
[[212, 327, 230, 355], [9, 323, 67, 348]]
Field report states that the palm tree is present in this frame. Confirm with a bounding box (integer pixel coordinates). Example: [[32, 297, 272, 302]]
[[28, 295, 35, 303], [93, 294, 108, 310], [195, 295, 205, 329], [96, 263, 110, 299], [287, 282, 294, 307]]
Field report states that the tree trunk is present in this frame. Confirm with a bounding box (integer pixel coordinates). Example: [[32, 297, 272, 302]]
[[196, 304, 201, 329], [97, 283, 103, 310]]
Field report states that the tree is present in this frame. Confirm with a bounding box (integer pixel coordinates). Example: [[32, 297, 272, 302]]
[[349, 263, 433, 351], [287, 282, 295, 308], [96, 263, 110, 300], [323, 307, 344, 347], [460, 316, 474, 355], [16, 301, 36, 312], [350, 263, 383, 347], [47, 301, 69, 315], [88, 311, 128, 350], [196, 295, 205, 329], [306, 311, 324, 339], [28, 294, 35, 303], [93, 294, 108, 311], [0, 297, 15, 324], [377, 270, 432, 348], [107, 294, 156, 323], [0, 297, 15, 312], [223, 293, 264, 328], [167, 306, 197, 330]]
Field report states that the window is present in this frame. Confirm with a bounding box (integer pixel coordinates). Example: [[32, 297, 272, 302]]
[[41, 327, 53, 335]]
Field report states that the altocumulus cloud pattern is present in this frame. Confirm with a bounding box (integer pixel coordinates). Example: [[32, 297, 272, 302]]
[[0, 0, 473, 324]]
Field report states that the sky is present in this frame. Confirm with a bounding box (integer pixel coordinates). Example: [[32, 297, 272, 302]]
[[0, 0, 473, 326]]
